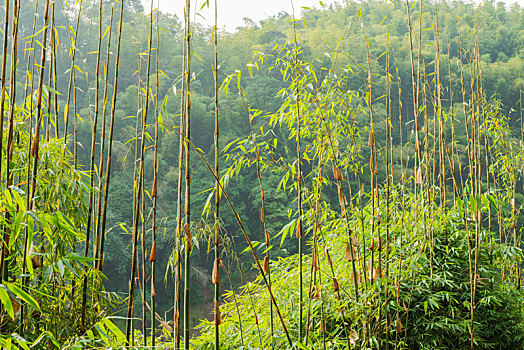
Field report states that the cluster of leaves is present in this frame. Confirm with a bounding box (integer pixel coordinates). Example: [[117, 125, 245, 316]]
[[0, 97, 124, 348], [186, 27, 524, 347], [191, 198, 524, 349], [6, 2, 524, 311], [2, 0, 523, 342]]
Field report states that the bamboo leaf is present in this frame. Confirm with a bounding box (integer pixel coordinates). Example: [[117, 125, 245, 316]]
[[5, 283, 39, 310], [11, 334, 29, 350], [102, 25, 111, 40], [44, 85, 62, 96], [0, 286, 14, 320], [101, 318, 126, 342], [278, 219, 297, 247]]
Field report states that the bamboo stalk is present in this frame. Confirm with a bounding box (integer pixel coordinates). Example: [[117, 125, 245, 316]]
[[139, 3, 157, 344], [27, 0, 50, 230], [0, 0, 20, 308], [45, 0, 55, 141], [150, 0, 160, 346], [141, 156, 147, 346], [23, 0, 52, 337], [50, 2, 59, 139], [93, 1, 116, 268], [182, 1, 192, 348], [3, 0, 20, 286], [90, 0, 125, 330], [445, 27, 458, 203], [248, 110, 276, 348], [405, 0, 422, 198], [79, 0, 125, 337], [174, 10, 187, 346], [20, 0, 42, 333], [0, 0, 10, 191], [385, 14, 392, 348], [290, 1, 304, 341], [305, 130, 326, 347], [177, 130, 294, 346], [22, 0, 39, 103], [5, 0, 19, 210], [213, 0, 221, 348], [63, 1, 83, 145], [126, 4, 155, 341], [81, 0, 105, 328], [126, 42, 143, 346], [221, 260, 244, 347]]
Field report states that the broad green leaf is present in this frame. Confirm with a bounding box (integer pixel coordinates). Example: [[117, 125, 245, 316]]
[[0, 286, 14, 320], [102, 318, 126, 342], [10, 334, 29, 350], [278, 219, 297, 247], [6, 283, 39, 310]]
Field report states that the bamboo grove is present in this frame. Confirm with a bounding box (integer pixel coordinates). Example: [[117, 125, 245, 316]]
[[0, 0, 522, 349]]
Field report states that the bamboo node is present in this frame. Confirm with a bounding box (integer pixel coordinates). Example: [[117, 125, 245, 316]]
[[415, 166, 423, 184], [149, 240, 156, 262], [212, 258, 220, 284], [213, 300, 221, 325], [263, 256, 269, 273], [29, 243, 42, 269], [332, 166, 343, 181], [296, 221, 303, 239], [396, 317, 402, 333], [151, 279, 157, 298], [332, 277, 340, 292]]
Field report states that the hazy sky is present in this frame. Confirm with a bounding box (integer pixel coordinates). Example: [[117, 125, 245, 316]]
[[143, 0, 339, 31], [144, 0, 524, 32]]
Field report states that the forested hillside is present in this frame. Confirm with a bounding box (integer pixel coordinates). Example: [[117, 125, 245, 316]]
[[0, 0, 522, 348]]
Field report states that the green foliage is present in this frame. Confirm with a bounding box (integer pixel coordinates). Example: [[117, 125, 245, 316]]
[[192, 198, 524, 349], [188, 34, 524, 348], [401, 228, 524, 349], [2, 0, 524, 348], [0, 97, 123, 347]]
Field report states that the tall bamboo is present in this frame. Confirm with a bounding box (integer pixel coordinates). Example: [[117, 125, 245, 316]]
[[50, 2, 59, 139], [97, 0, 126, 273], [23, 0, 39, 103], [5, 0, 20, 197], [0, 0, 10, 190], [212, 0, 221, 348], [20, 0, 40, 331], [445, 27, 458, 202], [126, 0, 155, 342], [183, 0, 192, 347], [1, 0, 20, 295], [5, 0, 19, 210], [140, 4, 157, 341], [385, 15, 392, 348], [405, 0, 422, 195], [126, 37, 143, 347], [27, 0, 50, 229], [81, 0, 105, 327], [63, 1, 83, 145], [150, 0, 160, 346], [93, 0, 115, 267], [24, 0, 52, 335], [174, 8, 187, 346], [248, 108, 276, 348], [45, 0, 55, 141], [290, 1, 304, 341]]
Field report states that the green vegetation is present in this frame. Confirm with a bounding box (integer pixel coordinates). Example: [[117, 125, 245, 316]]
[[0, 0, 522, 348]]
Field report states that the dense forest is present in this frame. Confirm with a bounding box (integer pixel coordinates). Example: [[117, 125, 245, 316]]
[[0, 0, 522, 348]]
